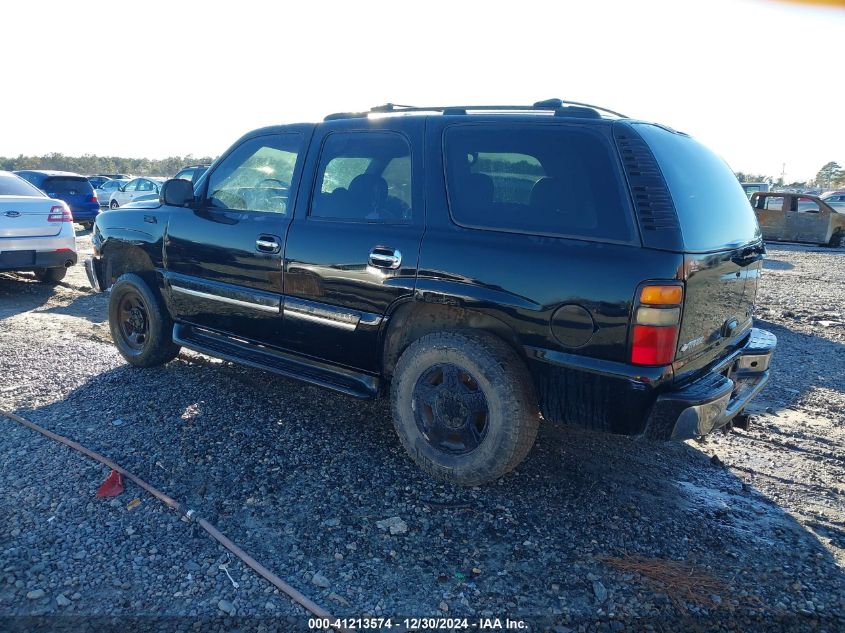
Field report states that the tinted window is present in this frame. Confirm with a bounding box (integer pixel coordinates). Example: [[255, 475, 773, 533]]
[[16, 172, 43, 187], [444, 124, 634, 242], [42, 177, 94, 194], [311, 132, 412, 223], [634, 124, 761, 251], [0, 173, 45, 197], [206, 134, 301, 214]]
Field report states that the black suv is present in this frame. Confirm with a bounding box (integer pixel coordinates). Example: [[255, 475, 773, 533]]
[[86, 100, 776, 485]]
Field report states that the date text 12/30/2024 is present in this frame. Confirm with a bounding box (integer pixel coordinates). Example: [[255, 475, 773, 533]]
[[309, 617, 527, 630]]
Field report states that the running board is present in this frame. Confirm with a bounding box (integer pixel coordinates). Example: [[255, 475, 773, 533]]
[[172, 324, 379, 399]]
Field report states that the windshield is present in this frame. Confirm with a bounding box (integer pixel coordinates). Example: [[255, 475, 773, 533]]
[[42, 177, 94, 194], [635, 123, 761, 251]]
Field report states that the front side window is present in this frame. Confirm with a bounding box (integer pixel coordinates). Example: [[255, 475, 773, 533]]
[[444, 124, 634, 242], [310, 131, 412, 223], [205, 134, 302, 214], [123, 180, 139, 192]]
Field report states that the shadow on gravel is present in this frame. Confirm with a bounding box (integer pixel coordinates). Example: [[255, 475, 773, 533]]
[[0, 274, 53, 319], [11, 352, 845, 629], [41, 291, 107, 324]]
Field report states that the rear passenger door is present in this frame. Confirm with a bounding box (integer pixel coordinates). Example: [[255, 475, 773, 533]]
[[281, 120, 425, 371]]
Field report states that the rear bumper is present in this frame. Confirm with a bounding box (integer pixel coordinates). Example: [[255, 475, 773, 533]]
[[0, 249, 77, 272], [643, 328, 777, 440], [70, 206, 100, 221]]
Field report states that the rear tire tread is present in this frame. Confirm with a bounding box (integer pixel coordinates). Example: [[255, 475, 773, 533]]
[[390, 330, 539, 486]]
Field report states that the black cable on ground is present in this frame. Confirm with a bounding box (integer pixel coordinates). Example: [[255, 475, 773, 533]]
[[0, 407, 346, 631]]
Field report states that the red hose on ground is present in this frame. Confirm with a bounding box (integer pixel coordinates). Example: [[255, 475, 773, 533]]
[[0, 407, 346, 631]]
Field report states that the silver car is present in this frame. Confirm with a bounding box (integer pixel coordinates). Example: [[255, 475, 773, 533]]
[[108, 177, 166, 209], [95, 179, 128, 207], [0, 171, 77, 283]]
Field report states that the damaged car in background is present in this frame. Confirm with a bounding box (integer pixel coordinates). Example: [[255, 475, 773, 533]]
[[751, 192, 845, 247], [85, 100, 776, 486]]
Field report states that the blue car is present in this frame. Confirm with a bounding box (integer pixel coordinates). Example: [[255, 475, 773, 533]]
[[13, 170, 100, 227]]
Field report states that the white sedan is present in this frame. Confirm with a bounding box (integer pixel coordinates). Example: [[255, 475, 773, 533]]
[[108, 177, 166, 208], [0, 171, 77, 283]]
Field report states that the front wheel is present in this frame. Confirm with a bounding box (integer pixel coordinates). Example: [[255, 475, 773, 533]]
[[110, 200, 119, 209], [108, 273, 180, 367], [829, 231, 845, 248], [390, 331, 539, 486]]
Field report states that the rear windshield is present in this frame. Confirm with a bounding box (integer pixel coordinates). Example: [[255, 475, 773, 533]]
[[634, 124, 761, 251], [0, 173, 46, 197], [444, 123, 635, 243], [42, 177, 94, 194]]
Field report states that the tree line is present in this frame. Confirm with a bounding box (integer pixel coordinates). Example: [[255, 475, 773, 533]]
[[736, 161, 844, 190], [0, 153, 217, 177]]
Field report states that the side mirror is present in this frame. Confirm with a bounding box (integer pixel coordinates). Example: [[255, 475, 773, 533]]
[[161, 178, 194, 207], [118, 185, 126, 192]]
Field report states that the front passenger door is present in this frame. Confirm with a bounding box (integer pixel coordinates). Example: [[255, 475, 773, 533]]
[[164, 130, 308, 344]]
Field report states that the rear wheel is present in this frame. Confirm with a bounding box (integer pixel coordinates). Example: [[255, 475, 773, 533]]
[[108, 273, 180, 367], [390, 331, 539, 486], [110, 200, 119, 209], [33, 267, 67, 284]]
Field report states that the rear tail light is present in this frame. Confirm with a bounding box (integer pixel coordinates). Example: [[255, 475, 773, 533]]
[[90, 193, 98, 203], [47, 204, 73, 222], [631, 284, 683, 366]]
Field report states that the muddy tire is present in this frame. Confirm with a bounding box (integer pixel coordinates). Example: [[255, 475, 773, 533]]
[[390, 331, 539, 486], [108, 273, 180, 367], [33, 267, 67, 284]]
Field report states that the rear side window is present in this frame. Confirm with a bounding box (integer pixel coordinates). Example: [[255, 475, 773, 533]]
[[310, 131, 412, 223], [634, 124, 761, 251], [444, 124, 635, 242], [43, 177, 94, 194], [0, 173, 46, 197]]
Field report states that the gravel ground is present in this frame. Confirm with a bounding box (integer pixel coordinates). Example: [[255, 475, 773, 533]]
[[1, 232, 843, 632]]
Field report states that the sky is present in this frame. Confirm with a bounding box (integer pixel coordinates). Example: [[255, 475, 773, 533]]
[[2, 0, 843, 182]]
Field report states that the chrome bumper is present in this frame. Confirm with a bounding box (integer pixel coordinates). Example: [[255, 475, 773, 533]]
[[644, 328, 777, 440], [85, 256, 103, 292]]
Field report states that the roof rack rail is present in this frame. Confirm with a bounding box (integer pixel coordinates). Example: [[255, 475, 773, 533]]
[[323, 99, 627, 121]]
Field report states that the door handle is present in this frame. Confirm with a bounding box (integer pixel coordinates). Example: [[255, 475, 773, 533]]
[[256, 235, 281, 254], [368, 247, 402, 270]]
